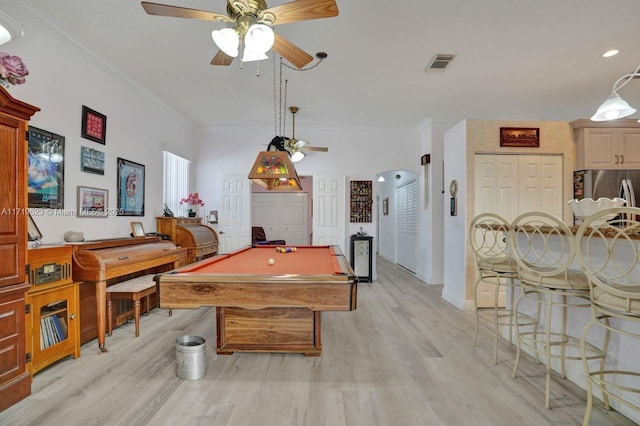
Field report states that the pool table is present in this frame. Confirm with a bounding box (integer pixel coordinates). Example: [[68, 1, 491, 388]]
[[157, 245, 357, 356]]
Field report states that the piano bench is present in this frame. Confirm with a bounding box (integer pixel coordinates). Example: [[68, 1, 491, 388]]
[[106, 274, 158, 338]]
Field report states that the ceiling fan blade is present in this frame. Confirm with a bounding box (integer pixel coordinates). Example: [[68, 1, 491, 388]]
[[211, 50, 234, 66], [141, 2, 233, 23], [272, 34, 313, 68], [302, 146, 329, 152], [259, 0, 339, 25]]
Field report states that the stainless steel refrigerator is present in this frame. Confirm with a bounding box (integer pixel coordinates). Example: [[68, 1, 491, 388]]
[[573, 169, 640, 207]]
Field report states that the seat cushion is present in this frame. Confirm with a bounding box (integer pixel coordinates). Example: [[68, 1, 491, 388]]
[[478, 258, 517, 274], [593, 284, 640, 315], [519, 268, 590, 291]]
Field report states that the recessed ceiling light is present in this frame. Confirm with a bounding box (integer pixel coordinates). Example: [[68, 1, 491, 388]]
[[602, 49, 620, 58]]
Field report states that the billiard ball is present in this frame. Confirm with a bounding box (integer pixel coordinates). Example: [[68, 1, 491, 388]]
[[268, 258, 275, 265]]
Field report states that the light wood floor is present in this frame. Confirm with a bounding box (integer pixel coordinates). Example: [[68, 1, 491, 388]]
[[1, 257, 636, 426]]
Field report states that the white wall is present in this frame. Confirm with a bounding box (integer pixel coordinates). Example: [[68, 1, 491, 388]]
[[193, 125, 421, 278], [3, 1, 194, 243], [418, 118, 459, 285], [442, 120, 468, 309]]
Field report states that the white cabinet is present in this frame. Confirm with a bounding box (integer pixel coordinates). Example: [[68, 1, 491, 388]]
[[573, 126, 640, 170]]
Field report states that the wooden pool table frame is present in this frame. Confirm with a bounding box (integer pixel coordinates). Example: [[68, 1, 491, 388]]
[[157, 245, 357, 356]]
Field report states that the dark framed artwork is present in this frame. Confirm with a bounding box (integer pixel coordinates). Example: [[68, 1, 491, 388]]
[[77, 186, 108, 218], [81, 105, 107, 144], [80, 146, 105, 175], [117, 157, 145, 216], [27, 127, 65, 209], [499, 127, 540, 148]]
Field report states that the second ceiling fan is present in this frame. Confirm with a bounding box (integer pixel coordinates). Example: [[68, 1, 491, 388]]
[[268, 106, 328, 162], [141, 0, 339, 68]]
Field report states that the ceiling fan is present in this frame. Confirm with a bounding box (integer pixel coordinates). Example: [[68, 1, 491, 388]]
[[268, 106, 328, 162], [141, 0, 339, 68]]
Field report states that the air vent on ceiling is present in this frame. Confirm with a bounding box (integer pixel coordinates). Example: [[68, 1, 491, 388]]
[[425, 54, 456, 73]]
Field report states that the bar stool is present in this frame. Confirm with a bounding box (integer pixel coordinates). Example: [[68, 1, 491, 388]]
[[508, 212, 605, 409], [576, 207, 640, 425], [469, 213, 520, 363]]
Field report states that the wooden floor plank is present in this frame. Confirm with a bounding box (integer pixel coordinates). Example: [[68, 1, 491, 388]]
[[0, 256, 635, 425]]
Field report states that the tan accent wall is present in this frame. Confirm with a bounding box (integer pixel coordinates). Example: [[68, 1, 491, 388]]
[[463, 119, 574, 302]]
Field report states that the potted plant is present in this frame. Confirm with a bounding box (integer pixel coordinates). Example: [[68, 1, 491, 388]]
[[179, 192, 205, 217]]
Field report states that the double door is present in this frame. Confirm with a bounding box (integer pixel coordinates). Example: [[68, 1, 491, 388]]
[[474, 154, 563, 307], [252, 192, 309, 246]]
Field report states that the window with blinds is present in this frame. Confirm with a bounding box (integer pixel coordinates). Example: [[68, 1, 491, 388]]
[[163, 151, 190, 216]]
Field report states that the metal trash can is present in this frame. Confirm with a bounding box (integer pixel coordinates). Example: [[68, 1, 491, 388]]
[[175, 335, 206, 380]]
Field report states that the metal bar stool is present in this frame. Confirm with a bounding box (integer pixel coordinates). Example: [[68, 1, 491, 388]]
[[508, 212, 605, 409], [576, 207, 640, 425], [470, 213, 531, 363]]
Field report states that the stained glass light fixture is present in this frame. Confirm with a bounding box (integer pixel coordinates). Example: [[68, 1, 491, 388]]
[[248, 151, 302, 191]]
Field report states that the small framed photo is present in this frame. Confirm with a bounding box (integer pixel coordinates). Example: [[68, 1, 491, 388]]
[[27, 213, 42, 241], [130, 222, 145, 238], [77, 186, 108, 218], [382, 197, 389, 216], [81, 105, 107, 144], [500, 127, 540, 148], [80, 146, 105, 175]]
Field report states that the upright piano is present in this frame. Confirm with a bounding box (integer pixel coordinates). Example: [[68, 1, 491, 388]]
[[71, 237, 183, 352]]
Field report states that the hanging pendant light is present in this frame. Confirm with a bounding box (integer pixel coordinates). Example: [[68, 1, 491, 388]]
[[591, 65, 640, 122]]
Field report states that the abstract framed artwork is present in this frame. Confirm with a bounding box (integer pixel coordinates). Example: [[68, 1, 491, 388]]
[[27, 126, 65, 209], [81, 105, 107, 144], [117, 157, 145, 216], [77, 186, 108, 218]]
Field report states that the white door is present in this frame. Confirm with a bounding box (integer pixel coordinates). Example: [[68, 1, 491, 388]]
[[220, 174, 251, 253], [475, 155, 519, 221], [313, 174, 347, 253], [279, 193, 308, 245], [473, 154, 562, 307], [252, 193, 279, 239], [252, 192, 309, 245], [397, 179, 418, 273]]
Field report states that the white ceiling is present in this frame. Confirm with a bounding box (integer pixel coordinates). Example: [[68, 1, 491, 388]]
[[20, 0, 640, 130]]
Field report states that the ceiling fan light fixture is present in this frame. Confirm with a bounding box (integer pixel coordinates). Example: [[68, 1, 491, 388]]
[[591, 92, 637, 121], [290, 151, 305, 162], [245, 24, 274, 53], [241, 46, 269, 62], [212, 28, 239, 57]]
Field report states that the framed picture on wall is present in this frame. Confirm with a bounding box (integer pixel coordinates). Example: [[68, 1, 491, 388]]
[[499, 127, 540, 148], [81, 105, 107, 144], [27, 127, 65, 209], [117, 157, 145, 216], [77, 186, 108, 218], [80, 146, 105, 175]]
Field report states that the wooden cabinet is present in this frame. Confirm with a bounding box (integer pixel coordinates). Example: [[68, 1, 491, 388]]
[[572, 119, 640, 170], [0, 87, 39, 412], [157, 217, 219, 263], [26, 245, 80, 375]]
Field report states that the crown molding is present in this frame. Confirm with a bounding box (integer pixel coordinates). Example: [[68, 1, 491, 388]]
[[3, 0, 192, 126]]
